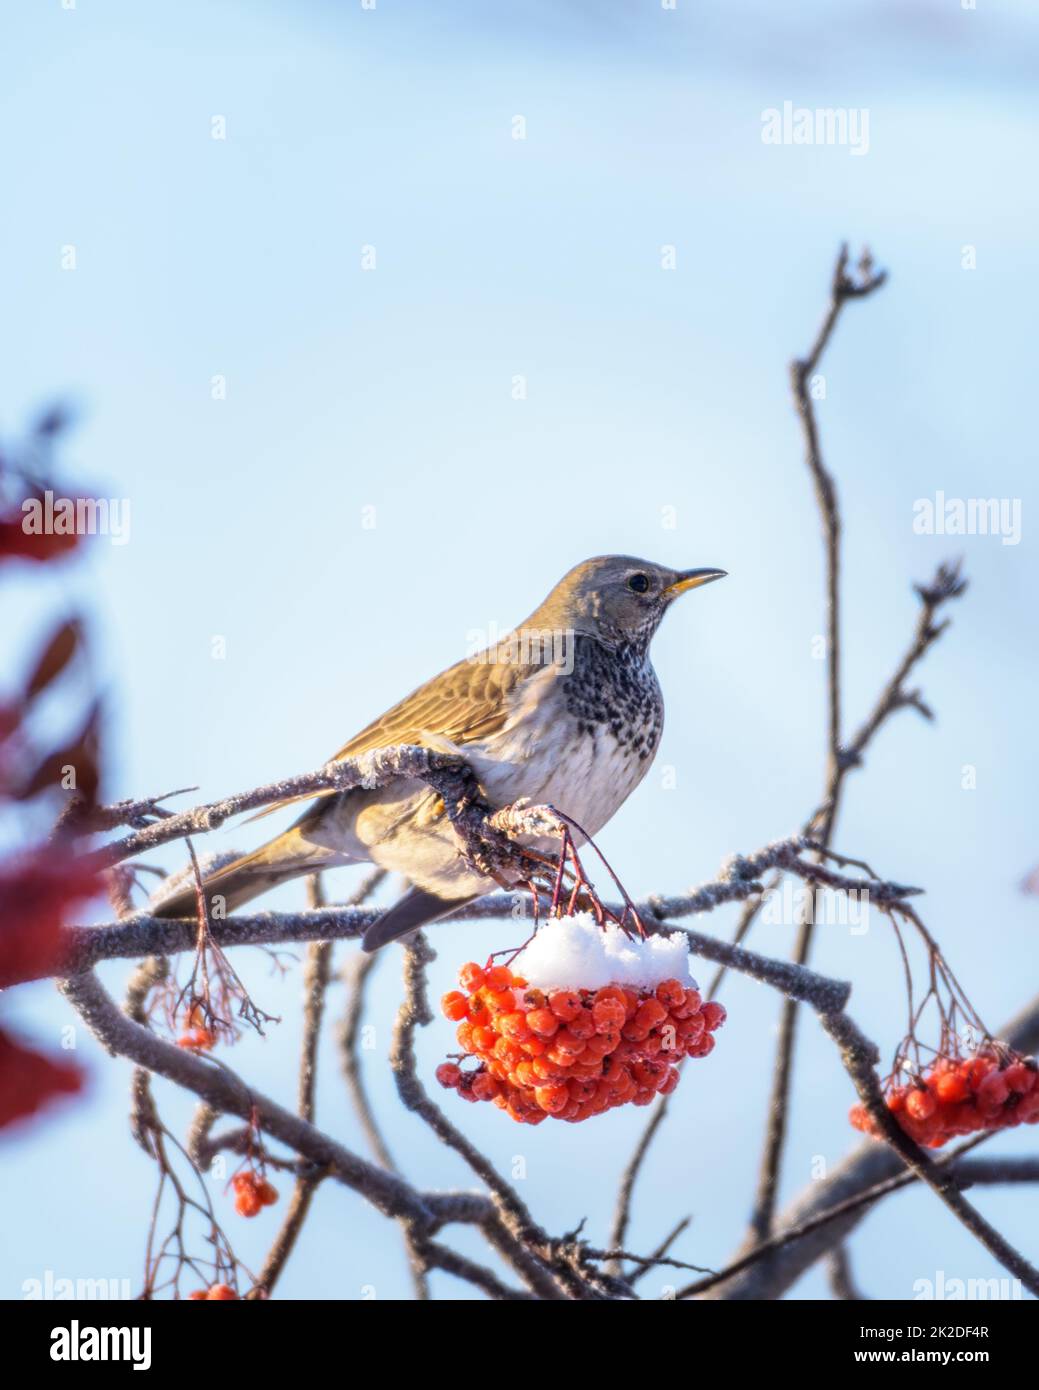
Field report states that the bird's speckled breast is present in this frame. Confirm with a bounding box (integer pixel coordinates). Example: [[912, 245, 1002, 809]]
[[469, 634, 664, 840]]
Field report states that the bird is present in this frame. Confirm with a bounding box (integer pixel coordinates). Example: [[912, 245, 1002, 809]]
[[152, 555, 726, 951]]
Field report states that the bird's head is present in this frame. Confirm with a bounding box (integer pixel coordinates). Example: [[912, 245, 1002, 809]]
[[531, 555, 726, 652]]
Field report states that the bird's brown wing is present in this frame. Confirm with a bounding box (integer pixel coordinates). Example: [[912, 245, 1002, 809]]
[[249, 652, 536, 823]]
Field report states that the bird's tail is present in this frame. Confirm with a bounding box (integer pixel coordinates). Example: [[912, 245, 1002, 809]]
[[151, 825, 348, 920]]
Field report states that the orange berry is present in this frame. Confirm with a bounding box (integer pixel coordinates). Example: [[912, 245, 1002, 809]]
[[548, 989, 582, 1021], [566, 1009, 595, 1041], [257, 1179, 278, 1207], [235, 1191, 262, 1218], [494, 1038, 524, 1068], [592, 998, 626, 1033], [441, 991, 469, 1022], [484, 965, 513, 991], [554, 1029, 586, 1057], [534, 1083, 569, 1114], [459, 962, 486, 993], [188, 1290, 208, 1300], [526, 1007, 559, 1038], [500, 1011, 532, 1042], [514, 1060, 538, 1087], [486, 989, 516, 1013], [206, 1283, 238, 1300], [593, 985, 625, 1005]]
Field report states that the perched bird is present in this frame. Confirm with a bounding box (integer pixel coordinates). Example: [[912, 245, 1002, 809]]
[[153, 556, 725, 951]]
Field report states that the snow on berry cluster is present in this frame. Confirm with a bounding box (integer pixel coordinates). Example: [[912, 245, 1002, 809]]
[[436, 915, 724, 1124], [851, 1048, 1039, 1149]]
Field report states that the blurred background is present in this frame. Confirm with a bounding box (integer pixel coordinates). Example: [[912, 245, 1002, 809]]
[[2, 0, 1037, 1299]]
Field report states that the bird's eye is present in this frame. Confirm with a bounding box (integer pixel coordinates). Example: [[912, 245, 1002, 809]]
[[627, 573, 650, 594]]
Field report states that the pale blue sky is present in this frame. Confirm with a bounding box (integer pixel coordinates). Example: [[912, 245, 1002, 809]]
[[3, 0, 1037, 1299]]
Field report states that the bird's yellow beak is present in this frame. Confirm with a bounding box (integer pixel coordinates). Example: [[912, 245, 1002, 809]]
[[663, 568, 727, 599]]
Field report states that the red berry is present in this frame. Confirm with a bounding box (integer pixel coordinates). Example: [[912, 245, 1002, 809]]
[[655, 979, 686, 1009], [935, 1071, 969, 1104], [977, 1071, 1009, 1112], [435, 1062, 462, 1089], [905, 1088, 937, 1121], [701, 1001, 727, 1032], [658, 1066, 680, 1095], [471, 1072, 500, 1102], [206, 1283, 237, 1300], [1004, 1062, 1036, 1096], [635, 998, 668, 1029]]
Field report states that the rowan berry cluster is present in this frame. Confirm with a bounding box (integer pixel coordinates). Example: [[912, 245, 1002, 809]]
[[437, 961, 725, 1123], [188, 1284, 237, 1300], [176, 1005, 216, 1051], [850, 1048, 1039, 1148], [231, 1168, 278, 1217]]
